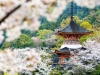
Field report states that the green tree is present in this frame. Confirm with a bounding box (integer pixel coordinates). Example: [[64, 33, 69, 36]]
[[91, 28, 100, 43], [74, 16, 82, 24], [92, 64, 100, 75], [51, 36, 65, 50], [86, 64, 100, 75], [1, 42, 11, 49], [14, 34, 34, 48], [21, 29, 38, 37], [60, 16, 82, 28], [40, 41, 47, 47], [37, 29, 53, 40], [78, 21, 92, 44], [78, 35, 91, 44], [80, 21, 92, 30], [1, 34, 34, 49], [83, 6, 100, 28], [49, 69, 61, 75], [60, 18, 70, 28]]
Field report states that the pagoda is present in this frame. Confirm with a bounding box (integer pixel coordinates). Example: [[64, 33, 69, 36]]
[[51, 1, 92, 66]]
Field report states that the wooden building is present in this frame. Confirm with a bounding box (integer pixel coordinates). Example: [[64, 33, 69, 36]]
[[51, 1, 92, 66]]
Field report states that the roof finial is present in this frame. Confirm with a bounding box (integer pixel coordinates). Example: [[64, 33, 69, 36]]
[[70, 1, 73, 21]]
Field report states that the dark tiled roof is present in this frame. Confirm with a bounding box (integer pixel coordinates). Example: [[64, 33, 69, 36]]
[[80, 47, 87, 50], [59, 20, 91, 33], [60, 47, 70, 52]]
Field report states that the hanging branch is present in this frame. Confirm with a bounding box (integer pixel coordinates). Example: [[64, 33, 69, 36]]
[[0, 5, 21, 24], [0, 0, 30, 24]]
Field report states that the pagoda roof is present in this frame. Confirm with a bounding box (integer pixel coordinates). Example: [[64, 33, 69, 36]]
[[60, 47, 70, 52], [56, 20, 92, 34], [60, 44, 82, 49], [50, 47, 70, 54]]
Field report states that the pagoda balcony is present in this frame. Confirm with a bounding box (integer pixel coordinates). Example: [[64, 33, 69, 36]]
[[63, 40, 80, 44]]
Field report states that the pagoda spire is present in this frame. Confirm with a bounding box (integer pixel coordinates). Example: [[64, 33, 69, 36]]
[[70, 1, 73, 21]]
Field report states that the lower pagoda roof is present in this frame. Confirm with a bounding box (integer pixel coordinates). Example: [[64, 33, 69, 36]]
[[50, 46, 87, 54], [60, 44, 82, 49], [60, 47, 70, 52], [50, 47, 70, 54]]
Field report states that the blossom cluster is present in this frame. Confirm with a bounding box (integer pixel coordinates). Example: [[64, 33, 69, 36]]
[[34, 50, 52, 75], [74, 0, 100, 9], [0, 48, 41, 75], [69, 40, 100, 71]]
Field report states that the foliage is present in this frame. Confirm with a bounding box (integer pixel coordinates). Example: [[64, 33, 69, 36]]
[[14, 34, 34, 48], [39, 4, 100, 32], [76, 6, 90, 19], [39, 16, 60, 30], [49, 65, 67, 75], [49, 69, 61, 75], [80, 21, 92, 30], [73, 16, 82, 24], [1, 42, 11, 49], [37, 29, 53, 40], [89, 28, 100, 43], [1, 34, 34, 49], [78, 35, 91, 44], [83, 6, 100, 28], [40, 41, 47, 47], [60, 16, 92, 30], [91, 64, 100, 75], [86, 64, 100, 75], [79, 28, 99, 44], [3, 73, 18, 75], [51, 36, 65, 50], [60, 17, 70, 27], [21, 29, 38, 37]]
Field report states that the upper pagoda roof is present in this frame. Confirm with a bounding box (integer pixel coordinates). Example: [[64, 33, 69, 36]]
[[57, 20, 92, 34], [55, 1, 92, 35]]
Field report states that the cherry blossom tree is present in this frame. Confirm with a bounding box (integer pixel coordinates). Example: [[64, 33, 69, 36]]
[[67, 39, 100, 74], [0, 48, 41, 75]]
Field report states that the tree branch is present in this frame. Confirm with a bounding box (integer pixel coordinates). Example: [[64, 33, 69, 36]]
[[0, 5, 21, 24], [0, 0, 30, 24]]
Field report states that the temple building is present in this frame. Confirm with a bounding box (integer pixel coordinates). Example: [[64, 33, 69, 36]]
[[51, 1, 92, 67]]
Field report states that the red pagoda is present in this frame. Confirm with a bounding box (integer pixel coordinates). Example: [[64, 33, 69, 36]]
[[51, 1, 92, 66]]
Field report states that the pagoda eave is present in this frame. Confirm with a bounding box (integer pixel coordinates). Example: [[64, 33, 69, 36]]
[[50, 51, 70, 54], [56, 31, 93, 35]]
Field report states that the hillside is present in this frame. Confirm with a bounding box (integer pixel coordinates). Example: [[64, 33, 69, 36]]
[[39, 2, 100, 30]]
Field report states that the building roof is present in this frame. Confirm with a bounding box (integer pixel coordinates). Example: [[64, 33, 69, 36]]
[[56, 1, 92, 35], [60, 44, 82, 49], [60, 47, 70, 52], [58, 20, 91, 33], [50, 47, 70, 53]]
